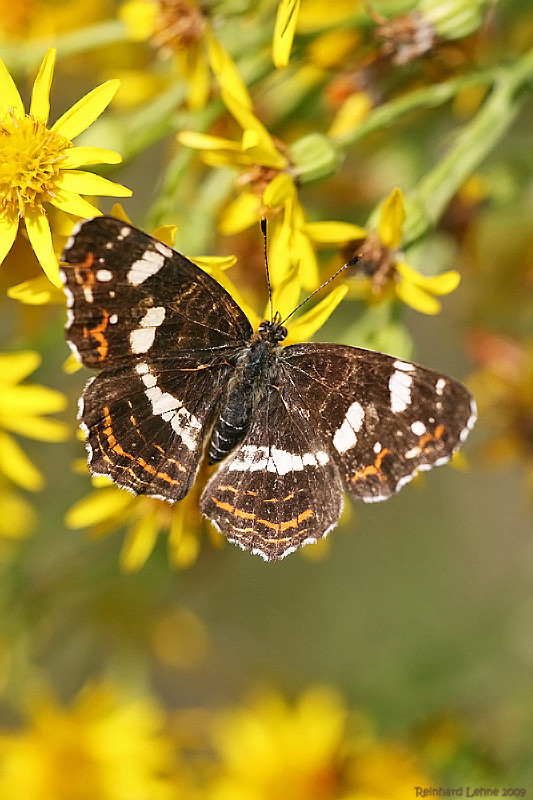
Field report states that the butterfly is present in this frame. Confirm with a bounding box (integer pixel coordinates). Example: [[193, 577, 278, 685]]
[[60, 216, 476, 561]]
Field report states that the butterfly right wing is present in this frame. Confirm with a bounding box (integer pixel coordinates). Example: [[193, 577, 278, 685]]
[[60, 215, 253, 369]]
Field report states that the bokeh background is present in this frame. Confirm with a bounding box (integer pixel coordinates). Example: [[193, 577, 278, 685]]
[[1, 0, 533, 796]]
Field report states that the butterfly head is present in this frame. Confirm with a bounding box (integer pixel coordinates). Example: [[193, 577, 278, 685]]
[[257, 311, 287, 343]]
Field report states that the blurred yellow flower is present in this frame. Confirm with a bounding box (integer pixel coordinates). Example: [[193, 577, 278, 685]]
[[0, 683, 188, 800], [65, 468, 223, 571], [348, 188, 461, 315], [0, 350, 68, 492], [0, 48, 131, 287], [119, 0, 250, 109], [208, 685, 433, 800]]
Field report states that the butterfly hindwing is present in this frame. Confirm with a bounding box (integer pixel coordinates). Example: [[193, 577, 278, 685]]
[[200, 382, 344, 561], [80, 357, 230, 500]]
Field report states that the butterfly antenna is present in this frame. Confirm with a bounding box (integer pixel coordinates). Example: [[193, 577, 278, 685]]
[[280, 253, 360, 326], [261, 217, 275, 322]]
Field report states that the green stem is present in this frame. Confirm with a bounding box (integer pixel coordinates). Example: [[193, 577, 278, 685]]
[[404, 46, 533, 244], [331, 70, 495, 152]]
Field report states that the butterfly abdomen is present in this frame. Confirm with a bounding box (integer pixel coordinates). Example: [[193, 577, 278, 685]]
[[208, 337, 277, 464]]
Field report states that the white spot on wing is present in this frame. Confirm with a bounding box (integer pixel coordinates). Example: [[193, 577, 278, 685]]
[[410, 421, 426, 436], [96, 269, 113, 282], [135, 362, 201, 451], [333, 400, 365, 453], [389, 369, 412, 413], [129, 306, 166, 354], [127, 249, 165, 286]]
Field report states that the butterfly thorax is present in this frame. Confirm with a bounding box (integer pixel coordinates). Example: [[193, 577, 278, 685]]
[[207, 316, 287, 465]]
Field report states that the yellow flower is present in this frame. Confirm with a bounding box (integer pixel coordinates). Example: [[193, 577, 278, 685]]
[[0, 683, 188, 800], [119, 0, 250, 110], [65, 466, 223, 570], [208, 686, 433, 800], [0, 48, 131, 287], [347, 188, 461, 315], [179, 94, 339, 292], [0, 480, 36, 540], [0, 350, 68, 492]]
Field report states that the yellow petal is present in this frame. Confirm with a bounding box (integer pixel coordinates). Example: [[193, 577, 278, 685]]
[[0, 55, 24, 117], [24, 209, 61, 287], [0, 213, 19, 265], [120, 511, 159, 572], [56, 170, 132, 198], [0, 488, 35, 539], [168, 507, 201, 568], [63, 353, 83, 374], [178, 128, 244, 154], [109, 203, 131, 222], [60, 147, 122, 168], [303, 220, 368, 243], [395, 260, 461, 295], [224, 93, 287, 169], [0, 430, 44, 491], [3, 414, 69, 442], [119, 0, 157, 40], [206, 263, 259, 328], [64, 487, 132, 529], [152, 224, 177, 247], [8, 275, 66, 305], [263, 173, 295, 208], [328, 91, 373, 138], [29, 48, 55, 122], [395, 277, 441, 315], [270, 260, 301, 322], [49, 189, 102, 220], [205, 27, 252, 110], [378, 188, 405, 249], [0, 351, 40, 384], [191, 255, 237, 272], [182, 42, 211, 111], [286, 284, 348, 343], [51, 79, 121, 141], [219, 192, 260, 235], [273, 0, 301, 68], [0, 384, 66, 417]]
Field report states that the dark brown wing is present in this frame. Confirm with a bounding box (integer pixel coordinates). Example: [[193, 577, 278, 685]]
[[60, 216, 252, 369], [200, 382, 344, 561], [280, 343, 477, 502], [80, 357, 230, 501]]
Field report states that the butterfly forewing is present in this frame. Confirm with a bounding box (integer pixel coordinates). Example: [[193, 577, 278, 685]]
[[60, 216, 252, 369]]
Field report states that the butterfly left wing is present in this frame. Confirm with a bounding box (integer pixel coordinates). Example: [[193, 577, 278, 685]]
[[281, 343, 477, 503], [200, 382, 345, 561]]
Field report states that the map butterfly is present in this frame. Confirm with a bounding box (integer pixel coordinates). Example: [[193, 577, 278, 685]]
[[60, 216, 477, 561]]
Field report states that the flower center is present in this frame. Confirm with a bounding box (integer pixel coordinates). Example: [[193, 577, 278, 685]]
[[0, 110, 69, 217], [347, 232, 396, 293], [152, 0, 207, 53]]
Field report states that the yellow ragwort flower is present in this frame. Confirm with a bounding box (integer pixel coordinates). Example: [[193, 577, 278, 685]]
[[0, 350, 68, 492], [0, 682, 189, 800], [0, 48, 131, 287], [180, 93, 341, 293], [120, 0, 250, 110], [209, 685, 434, 800], [347, 188, 461, 315]]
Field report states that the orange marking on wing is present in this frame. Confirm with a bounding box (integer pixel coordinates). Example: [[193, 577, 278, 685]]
[[218, 485, 238, 494], [83, 309, 110, 362], [418, 424, 446, 451], [351, 447, 390, 483], [100, 406, 182, 485]]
